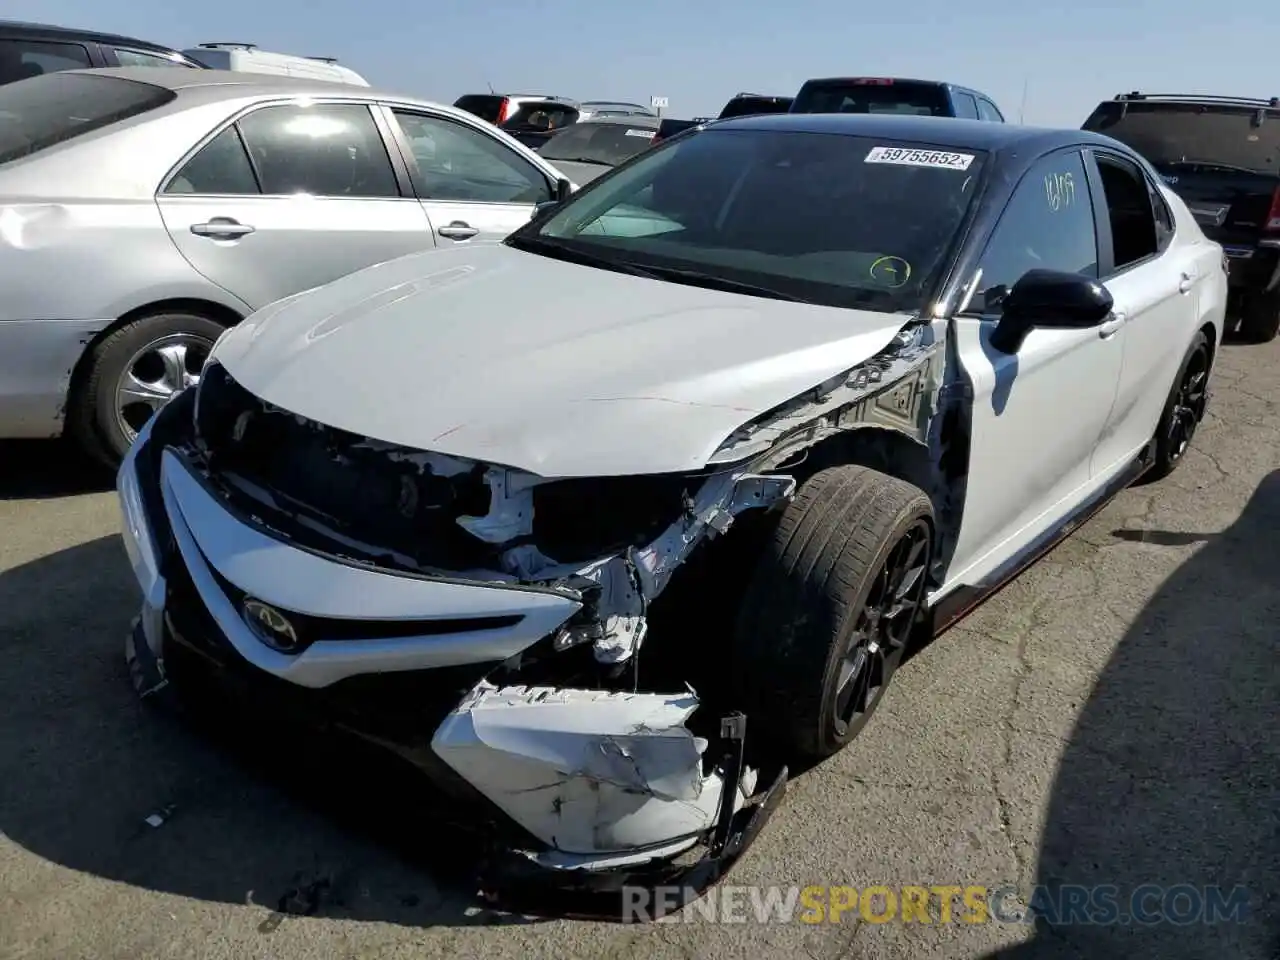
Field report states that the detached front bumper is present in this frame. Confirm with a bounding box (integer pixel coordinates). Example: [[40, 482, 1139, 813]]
[[117, 392, 785, 919]]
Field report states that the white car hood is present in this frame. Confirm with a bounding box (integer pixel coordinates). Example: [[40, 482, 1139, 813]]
[[212, 242, 912, 477]]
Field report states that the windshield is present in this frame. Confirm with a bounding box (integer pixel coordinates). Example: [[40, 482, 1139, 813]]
[[1083, 101, 1280, 175], [0, 72, 175, 165], [539, 122, 657, 165], [792, 80, 950, 116], [512, 127, 985, 312]]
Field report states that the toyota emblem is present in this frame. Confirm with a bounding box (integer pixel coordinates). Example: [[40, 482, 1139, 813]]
[[242, 598, 301, 653]]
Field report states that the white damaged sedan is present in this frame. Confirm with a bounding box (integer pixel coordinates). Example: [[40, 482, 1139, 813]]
[[117, 112, 1225, 917]]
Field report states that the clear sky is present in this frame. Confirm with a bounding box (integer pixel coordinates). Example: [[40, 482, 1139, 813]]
[[12, 0, 1278, 128]]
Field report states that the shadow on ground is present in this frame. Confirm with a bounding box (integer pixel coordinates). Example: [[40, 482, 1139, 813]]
[[0, 439, 113, 501], [0, 534, 544, 930], [987, 470, 1280, 959]]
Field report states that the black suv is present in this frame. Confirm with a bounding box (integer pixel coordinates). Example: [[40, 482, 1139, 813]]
[[1083, 91, 1280, 341], [0, 19, 203, 85], [790, 77, 1005, 121]]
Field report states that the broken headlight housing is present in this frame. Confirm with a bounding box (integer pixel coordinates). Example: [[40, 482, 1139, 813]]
[[529, 472, 714, 563]]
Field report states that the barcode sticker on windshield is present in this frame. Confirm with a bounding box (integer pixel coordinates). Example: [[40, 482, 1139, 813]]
[[626, 129, 656, 138], [864, 146, 975, 170]]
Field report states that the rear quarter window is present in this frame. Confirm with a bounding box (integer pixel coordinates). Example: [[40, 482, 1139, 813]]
[[0, 72, 175, 165]]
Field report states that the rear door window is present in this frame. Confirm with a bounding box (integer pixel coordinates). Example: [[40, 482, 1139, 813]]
[[1082, 100, 1280, 174], [0, 38, 93, 84], [0, 71, 174, 164], [235, 102, 401, 198], [791, 79, 950, 116]]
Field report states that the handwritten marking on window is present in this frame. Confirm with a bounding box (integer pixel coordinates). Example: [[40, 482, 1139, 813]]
[[1044, 171, 1076, 212]]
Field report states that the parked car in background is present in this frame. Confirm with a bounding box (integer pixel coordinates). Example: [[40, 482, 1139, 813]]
[[1082, 91, 1280, 341], [717, 92, 793, 119], [117, 112, 1223, 918], [790, 77, 1005, 121], [578, 100, 656, 121], [497, 97, 584, 148], [181, 42, 369, 85], [0, 68, 571, 466], [650, 92, 793, 145], [0, 19, 203, 83], [535, 115, 660, 183], [453, 92, 573, 126]]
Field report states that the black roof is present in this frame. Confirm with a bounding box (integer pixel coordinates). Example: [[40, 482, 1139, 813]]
[[712, 112, 1116, 155], [0, 18, 183, 54]]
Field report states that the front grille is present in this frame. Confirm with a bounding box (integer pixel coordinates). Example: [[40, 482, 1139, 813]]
[[194, 364, 497, 569], [205, 560, 522, 650], [162, 548, 501, 741]]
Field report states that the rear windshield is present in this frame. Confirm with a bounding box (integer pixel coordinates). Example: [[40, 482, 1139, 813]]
[[0, 72, 175, 165], [524, 129, 986, 313], [718, 96, 793, 119], [453, 94, 505, 124], [539, 122, 657, 167], [1083, 101, 1280, 174], [502, 101, 579, 132], [792, 80, 950, 117]]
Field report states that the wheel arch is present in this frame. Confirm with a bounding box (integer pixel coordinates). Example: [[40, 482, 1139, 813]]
[[63, 297, 243, 437]]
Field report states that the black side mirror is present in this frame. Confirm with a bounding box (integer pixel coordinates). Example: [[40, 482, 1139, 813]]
[[555, 177, 573, 201], [989, 269, 1114, 354]]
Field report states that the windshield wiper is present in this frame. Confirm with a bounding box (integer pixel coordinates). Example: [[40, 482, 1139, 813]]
[[505, 235, 661, 278], [1166, 159, 1265, 175], [546, 156, 610, 165], [634, 264, 807, 302]]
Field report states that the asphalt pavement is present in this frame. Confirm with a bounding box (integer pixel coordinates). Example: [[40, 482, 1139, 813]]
[[2, 332, 1277, 960]]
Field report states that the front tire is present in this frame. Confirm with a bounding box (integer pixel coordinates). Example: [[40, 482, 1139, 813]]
[[731, 465, 934, 764], [71, 311, 223, 468]]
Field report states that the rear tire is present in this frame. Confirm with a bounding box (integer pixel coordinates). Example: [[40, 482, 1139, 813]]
[[71, 311, 224, 468], [731, 465, 934, 765], [1144, 330, 1210, 482], [1239, 289, 1280, 343]]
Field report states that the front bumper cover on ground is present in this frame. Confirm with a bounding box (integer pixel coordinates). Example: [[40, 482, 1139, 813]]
[[118, 392, 786, 920]]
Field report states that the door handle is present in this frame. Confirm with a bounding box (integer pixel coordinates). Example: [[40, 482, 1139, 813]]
[[437, 221, 479, 240], [1098, 312, 1127, 338], [190, 218, 255, 239], [1178, 271, 1195, 294]]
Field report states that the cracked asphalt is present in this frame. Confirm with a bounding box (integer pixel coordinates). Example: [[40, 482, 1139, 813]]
[[2, 332, 1277, 960]]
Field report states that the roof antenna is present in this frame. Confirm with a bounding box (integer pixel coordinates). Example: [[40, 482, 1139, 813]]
[[1017, 77, 1029, 124], [487, 80, 495, 94]]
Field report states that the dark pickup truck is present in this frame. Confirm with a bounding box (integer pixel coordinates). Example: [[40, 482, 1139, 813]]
[[651, 92, 793, 144], [1083, 92, 1280, 341]]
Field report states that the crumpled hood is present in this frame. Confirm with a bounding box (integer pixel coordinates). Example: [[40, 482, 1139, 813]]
[[212, 242, 912, 477]]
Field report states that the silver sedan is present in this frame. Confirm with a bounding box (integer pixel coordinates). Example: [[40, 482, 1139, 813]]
[[0, 67, 573, 465]]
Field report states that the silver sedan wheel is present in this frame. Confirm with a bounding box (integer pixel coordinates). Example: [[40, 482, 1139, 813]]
[[114, 333, 213, 443]]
